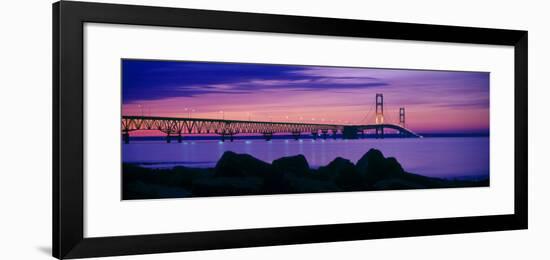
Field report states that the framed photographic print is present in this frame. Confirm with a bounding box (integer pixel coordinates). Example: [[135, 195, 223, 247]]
[[53, 1, 527, 259]]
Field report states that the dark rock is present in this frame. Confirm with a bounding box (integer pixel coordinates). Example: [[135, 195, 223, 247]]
[[356, 149, 405, 184], [319, 157, 364, 190], [272, 154, 310, 175], [327, 157, 354, 169], [356, 149, 384, 174], [123, 180, 192, 200], [215, 151, 275, 178], [322, 157, 357, 175], [317, 157, 350, 180], [384, 157, 406, 175], [373, 178, 427, 190], [286, 175, 341, 193], [192, 177, 263, 197]]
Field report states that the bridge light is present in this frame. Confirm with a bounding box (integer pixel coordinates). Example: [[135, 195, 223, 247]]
[[137, 104, 144, 117]]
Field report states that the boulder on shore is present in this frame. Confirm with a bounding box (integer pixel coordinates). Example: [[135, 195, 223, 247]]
[[272, 154, 310, 175], [356, 149, 405, 184], [321, 157, 364, 190], [215, 151, 275, 178], [320, 157, 357, 176]]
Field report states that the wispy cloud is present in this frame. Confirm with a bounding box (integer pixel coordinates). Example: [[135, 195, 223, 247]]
[[122, 61, 391, 101]]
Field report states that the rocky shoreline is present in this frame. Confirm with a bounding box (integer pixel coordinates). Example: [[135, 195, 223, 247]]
[[123, 148, 489, 200]]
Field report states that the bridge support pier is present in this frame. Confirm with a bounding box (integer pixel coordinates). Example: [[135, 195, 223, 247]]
[[321, 130, 328, 139], [311, 131, 317, 140], [292, 131, 300, 140], [332, 130, 338, 139], [220, 134, 233, 142], [375, 126, 384, 139], [263, 133, 273, 141], [122, 131, 130, 144], [177, 133, 182, 143], [220, 132, 234, 142], [166, 134, 172, 143]]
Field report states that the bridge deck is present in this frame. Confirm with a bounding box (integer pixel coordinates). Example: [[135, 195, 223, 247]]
[[121, 116, 421, 139]]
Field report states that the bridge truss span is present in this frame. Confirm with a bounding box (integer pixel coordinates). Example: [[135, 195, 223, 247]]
[[121, 116, 422, 143], [121, 116, 343, 143]]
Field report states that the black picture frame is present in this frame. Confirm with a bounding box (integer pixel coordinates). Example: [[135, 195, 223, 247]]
[[53, 1, 528, 259]]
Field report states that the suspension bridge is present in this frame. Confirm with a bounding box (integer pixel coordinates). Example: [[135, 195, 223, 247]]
[[121, 94, 422, 143]]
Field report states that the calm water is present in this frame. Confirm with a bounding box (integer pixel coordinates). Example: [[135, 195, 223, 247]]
[[122, 137, 489, 180]]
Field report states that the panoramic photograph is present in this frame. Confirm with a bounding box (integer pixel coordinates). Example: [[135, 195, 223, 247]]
[[121, 59, 490, 200]]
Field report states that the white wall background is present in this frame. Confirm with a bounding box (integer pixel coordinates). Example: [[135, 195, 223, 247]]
[[0, 0, 546, 259]]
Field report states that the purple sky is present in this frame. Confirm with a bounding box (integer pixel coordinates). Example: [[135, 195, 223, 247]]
[[122, 59, 490, 134]]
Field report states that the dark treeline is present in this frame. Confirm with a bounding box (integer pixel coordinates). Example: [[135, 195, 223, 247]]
[[123, 149, 488, 200]]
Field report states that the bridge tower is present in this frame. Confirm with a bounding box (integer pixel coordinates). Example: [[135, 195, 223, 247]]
[[399, 107, 405, 127], [375, 93, 384, 124], [375, 94, 384, 138]]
